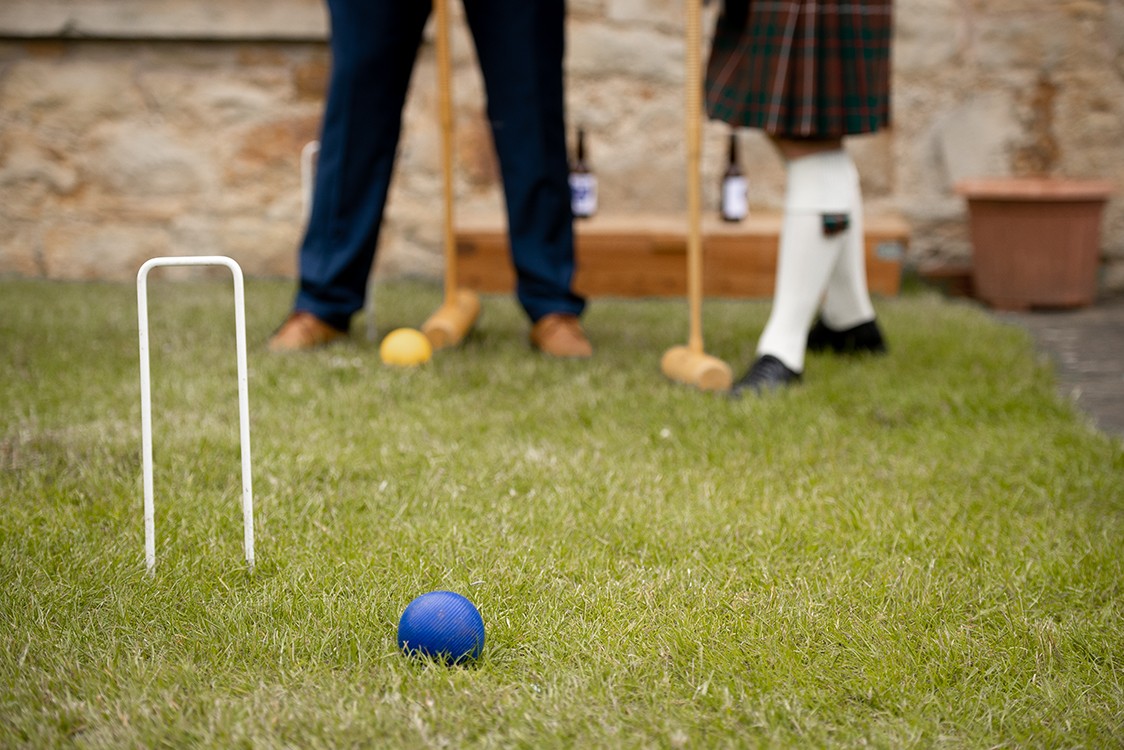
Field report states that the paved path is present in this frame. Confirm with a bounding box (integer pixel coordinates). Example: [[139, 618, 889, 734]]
[[999, 295, 1124, 439]]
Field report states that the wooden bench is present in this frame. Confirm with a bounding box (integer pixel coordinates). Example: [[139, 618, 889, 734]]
[[454, 213, 908, 298]]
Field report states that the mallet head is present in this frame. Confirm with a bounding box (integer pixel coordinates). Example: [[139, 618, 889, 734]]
[[422, 288, 481, 350], [660, 345, 733, 392]]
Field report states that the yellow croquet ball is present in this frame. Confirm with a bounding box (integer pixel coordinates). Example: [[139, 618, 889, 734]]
[[379, 328, 433, 367]]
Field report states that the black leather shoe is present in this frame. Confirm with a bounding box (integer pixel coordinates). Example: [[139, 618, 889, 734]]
[[731, 355, 802, 397], [806, 318, 887, 355]]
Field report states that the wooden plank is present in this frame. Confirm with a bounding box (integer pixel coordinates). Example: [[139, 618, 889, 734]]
[[455, 213, 907, 298], [0, 0, 328, 40]]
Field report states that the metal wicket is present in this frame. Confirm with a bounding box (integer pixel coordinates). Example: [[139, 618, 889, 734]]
[[137, 256, 255, 574], [300, 140, 320, 227]]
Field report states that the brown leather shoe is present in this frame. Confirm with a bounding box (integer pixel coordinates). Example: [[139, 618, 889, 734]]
[[268, 311, 347, 352], [529, 313, 593, 358]]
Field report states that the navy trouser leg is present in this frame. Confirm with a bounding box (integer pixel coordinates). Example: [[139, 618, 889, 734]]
[[295, 0, 431, 331], [463, 0, 585, 322]]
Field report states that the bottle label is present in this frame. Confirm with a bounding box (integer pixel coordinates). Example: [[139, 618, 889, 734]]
[[569, 173, 598, 218], [722, 176, 748, 221]]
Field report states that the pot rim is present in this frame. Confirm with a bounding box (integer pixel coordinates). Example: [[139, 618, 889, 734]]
[[955, 177, 1116, 201]]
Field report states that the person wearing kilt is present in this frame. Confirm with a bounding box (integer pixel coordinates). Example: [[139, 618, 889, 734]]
[[705, 0, 893, 395]]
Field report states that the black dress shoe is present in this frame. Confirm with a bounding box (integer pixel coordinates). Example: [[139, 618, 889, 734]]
[[806, 318, 887, 354], [731, 354, 802, 397]]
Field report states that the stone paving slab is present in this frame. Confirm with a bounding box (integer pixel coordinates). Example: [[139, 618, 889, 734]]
[[999, 295, 1124, 439]]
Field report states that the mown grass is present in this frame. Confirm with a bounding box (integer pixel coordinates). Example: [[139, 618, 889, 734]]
[[2, 276, 1122, 748]]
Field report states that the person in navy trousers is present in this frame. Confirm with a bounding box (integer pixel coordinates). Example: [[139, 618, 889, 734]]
[[270, 0, 592, 358]]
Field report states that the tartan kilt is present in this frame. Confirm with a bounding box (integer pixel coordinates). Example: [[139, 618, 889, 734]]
[[705, 0, 893, 138]]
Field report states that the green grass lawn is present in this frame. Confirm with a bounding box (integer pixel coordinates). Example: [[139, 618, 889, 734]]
[[2, 276, 1122, 748]]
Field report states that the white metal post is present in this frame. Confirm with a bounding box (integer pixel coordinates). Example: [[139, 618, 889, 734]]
[[300, 140, 320, 228], [137, 256, 255, 574]]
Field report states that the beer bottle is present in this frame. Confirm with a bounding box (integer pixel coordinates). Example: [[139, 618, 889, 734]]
[[720, 131, 748, 222], [569, 127, 598, 219]]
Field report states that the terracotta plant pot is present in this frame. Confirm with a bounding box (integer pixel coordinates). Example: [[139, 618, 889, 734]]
[[955, 178, 1115, 310]]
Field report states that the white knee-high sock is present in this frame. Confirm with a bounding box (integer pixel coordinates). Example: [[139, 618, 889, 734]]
[[756, 150, 858, 373], [820, 157, 876, 330]]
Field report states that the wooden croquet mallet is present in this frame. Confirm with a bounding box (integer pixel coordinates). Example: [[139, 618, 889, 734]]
[[660, 0, 733, 391], [421, 0, 481, 350]]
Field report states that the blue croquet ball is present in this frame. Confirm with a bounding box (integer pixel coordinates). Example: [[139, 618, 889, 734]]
[[397, 591, 485, 665]]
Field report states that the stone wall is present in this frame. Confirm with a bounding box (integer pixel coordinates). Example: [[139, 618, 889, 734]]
[[1, 0, 1122, 292]]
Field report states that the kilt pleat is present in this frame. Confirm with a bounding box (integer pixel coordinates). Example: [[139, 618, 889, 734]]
[[705, 1, 893, 138]]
